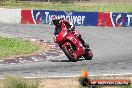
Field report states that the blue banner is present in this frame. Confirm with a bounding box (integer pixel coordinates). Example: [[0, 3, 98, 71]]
[[111, 13, 132, 27], [31, 10, 98, 26]]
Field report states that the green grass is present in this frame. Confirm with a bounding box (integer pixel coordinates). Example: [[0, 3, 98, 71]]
[[4, 75, 39, 88], [0, 36, 39, 59], [0, 2, 132, 12], [120, 85, 132, 88]]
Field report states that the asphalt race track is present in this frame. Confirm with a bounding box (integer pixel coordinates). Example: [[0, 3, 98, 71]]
[[0, 24, 132, 77]]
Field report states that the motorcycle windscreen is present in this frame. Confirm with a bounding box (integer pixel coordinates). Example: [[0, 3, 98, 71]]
[[55, 28, 68, 43], [54, 26, 62, 35]]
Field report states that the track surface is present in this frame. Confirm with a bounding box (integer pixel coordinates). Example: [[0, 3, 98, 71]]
[[0, 24, 132, 77]]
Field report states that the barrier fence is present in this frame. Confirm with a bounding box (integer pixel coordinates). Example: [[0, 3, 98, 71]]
[[0, 8, 132, 27], [21, 10, 132, 27]]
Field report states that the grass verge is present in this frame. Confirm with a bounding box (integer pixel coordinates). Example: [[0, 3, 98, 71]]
[[3, 75, 39, 88], [0, 2, 132, 12], [0, 36, 43, 59], [0, 75, 132, 88]]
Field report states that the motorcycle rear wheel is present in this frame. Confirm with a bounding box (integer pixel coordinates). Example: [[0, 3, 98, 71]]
[[62, 46, 78, 62]]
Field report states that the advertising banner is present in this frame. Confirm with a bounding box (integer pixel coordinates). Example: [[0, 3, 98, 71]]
[[97, 12, 113, 27], [21, 10, 132, 27], [21, 10, 34, 24], [98, 12, 132, 27], [21, 10, 98, 26], [110, 12, 132, 27]]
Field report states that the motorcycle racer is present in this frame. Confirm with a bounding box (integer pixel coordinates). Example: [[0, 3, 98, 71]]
[[52, 16, 89, 48]]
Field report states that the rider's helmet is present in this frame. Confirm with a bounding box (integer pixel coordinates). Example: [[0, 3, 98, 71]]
[[52, 16, 60, 26]]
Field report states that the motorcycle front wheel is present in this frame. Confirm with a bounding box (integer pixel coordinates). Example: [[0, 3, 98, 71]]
[[62, 46, 78, 62]]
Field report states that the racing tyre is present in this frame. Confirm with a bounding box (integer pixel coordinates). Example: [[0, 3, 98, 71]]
[[62, 46, 77, 62], [83, 49, 93, 60]]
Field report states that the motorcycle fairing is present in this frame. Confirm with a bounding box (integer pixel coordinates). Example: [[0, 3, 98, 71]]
[[64, 34, 85, 56], [54, 28, 67, 43]]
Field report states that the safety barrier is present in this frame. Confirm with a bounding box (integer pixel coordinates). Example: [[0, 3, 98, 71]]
[[21, 10, 132, 27], [0, 8, 21, 24], [0, 8, 132, 27]]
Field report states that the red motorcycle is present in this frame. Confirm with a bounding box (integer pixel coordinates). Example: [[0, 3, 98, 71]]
[[54, 23, 93, 62]]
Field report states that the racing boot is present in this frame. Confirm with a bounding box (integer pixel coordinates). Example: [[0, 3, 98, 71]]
[[83, 42, 89, 49]]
